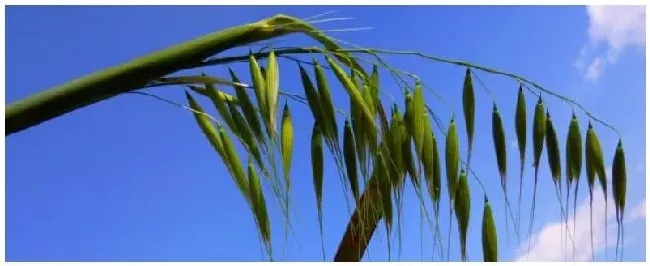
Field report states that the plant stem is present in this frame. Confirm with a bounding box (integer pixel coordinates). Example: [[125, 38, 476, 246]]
[[5, 15, 325, 136]]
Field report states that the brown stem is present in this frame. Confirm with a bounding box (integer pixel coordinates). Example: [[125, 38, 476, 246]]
[[334, 174, 383, 262], [334, 153, 403, 263]]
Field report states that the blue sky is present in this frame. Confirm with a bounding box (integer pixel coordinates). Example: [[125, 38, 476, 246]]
[[5, 5, 646, 262]]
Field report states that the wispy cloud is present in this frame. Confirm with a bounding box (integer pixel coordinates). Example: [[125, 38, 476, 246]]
[[574, 6, 646, 81], [585, 56, 604, 81], [515, 190, 645, 261]]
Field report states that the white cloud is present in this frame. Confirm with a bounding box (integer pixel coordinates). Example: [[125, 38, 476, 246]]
[[515, 190, 645, 262], [585, 56, 604, 81], [587, 6, 646, 61], [574, 6, 646, 80]]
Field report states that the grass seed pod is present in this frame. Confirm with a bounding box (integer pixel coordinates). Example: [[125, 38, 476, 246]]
[[196, 81, 236, 131], [404, 92, 414, 138], [377, 156, 394, 231], [421, 114, 435, 204], [228, 102, 263, 167], [566, 113, 583, 216], [281, 102, 293, 193], [586, 122, 607, 199], [363, 83, 378, 156], [431, 130, 442, 212], [389, 105, 406, 186], [343, 119, 360, 203], [314, 60, 339, 143], [612, 139, 627, 261], [533, 96, 546, 172], [266, 50, 280, 136], [247, 161, 271, 249], [492, 103, 507, 189], [545, 112, 561, 184], [526, 96, 546, 247], [455, 169, 471, 262], [325, 56, 376, 133], [612, 139, 627, 221], [312, 122, 324, 209], [446, 118, 460, 201], [370, 64, 380, 112], [462, 68, 475, 162], [403, 131, 419, 189], [185, 91, 227, 161], [311, 121, 326, 258], [412, 82, 426, 158], [350, 88, 367, 176], [299, 64, 323, 123], [586, 121, 608, 261], [219, 124, 251, 204], [566, 113, 583, 185], [186, 91, 248, 202], [248, 52, 267, 123], [482, 196, 498, 262], [228, 68, 265, 145], [515, 85, 527, 229]]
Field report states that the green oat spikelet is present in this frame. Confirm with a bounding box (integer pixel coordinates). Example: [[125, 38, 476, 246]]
[[325, 56, 376, 133], [586, 121, 608, 261], [462, 68, 475, 164], [247, 161, 272, 258], [445, 118, 460, 261], [280, 102, 293, 226], [492, 103, 507, 190], [545, 112, 561, 184], [219, 124, 252, 207], [311, 121, 326, 260], [455, 169, 471, 262], [612, 139, 627, 261], [565, 113, 582, 239], [515, 85, 527, 231], [299, 64, 323, 124], [314, 60, 339, 144], [482, 196, 498, 262], [412, 81, 426, 158], [526, 96, 546, 253], [344, 119, 360, 204], [227, 101, 263, 168], [446, 118, 460, 201], [491, 103, 509, 238], [228, 68, 265, 147], [185, 91, 249, 204], [280, 103, 293, 192], [421, 113, 436, 205], [545, 111, 569, 255], [265, 50, 280, 137], [248, 52, 267, 126]]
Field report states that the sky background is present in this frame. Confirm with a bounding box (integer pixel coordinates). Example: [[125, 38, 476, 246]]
[[5, 5, 646, 262]]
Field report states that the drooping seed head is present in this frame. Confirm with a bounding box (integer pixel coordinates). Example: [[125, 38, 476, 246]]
[[545, 112, 562, 184], [462, 68, 476, 158], [532, 96, 546, 170], [492, 103, 507, 186], [482, 196, 498, 262], [446, 119, 460, 201], [455, 169, 471, 261], [612, 139, 627, 214]]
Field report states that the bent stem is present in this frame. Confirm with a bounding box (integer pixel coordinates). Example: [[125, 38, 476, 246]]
[[5, 14, 364, 136]]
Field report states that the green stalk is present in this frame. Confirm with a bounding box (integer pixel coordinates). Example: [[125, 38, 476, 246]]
[[6, 14, 362, 136]]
